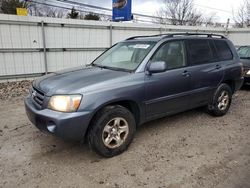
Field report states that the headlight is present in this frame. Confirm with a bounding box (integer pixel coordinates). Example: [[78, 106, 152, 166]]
[[48, 95, 82, 112], [247, 70, 250, 75]]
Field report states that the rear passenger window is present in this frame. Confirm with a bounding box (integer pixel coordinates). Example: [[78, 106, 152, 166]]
[[214, 40, 233, 61], [186, 39, 215, 65]]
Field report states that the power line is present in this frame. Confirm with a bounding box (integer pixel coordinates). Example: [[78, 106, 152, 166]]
[[55, 0, 111, 12], [29, 0, 111, 17], [30, 0, 172, 23], [31, 1, 160, 23], [29, 1, 160, 24], [47, 0, 165, 20], [47, 0, 231, 23], [29, 0, 229, 25], [194, 3, 232, 14]]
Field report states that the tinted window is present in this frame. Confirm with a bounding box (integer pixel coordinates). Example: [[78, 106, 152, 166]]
[[214, 40, 233, 61], [187, 39, 214, 65], [151, 41, 186, 70]]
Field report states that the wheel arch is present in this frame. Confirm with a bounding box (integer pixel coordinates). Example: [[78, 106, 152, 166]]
[[222, 80, 236, 93], [84, 99, 142, 139]]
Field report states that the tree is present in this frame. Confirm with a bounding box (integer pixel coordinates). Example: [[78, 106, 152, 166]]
[[28, 0, 65, 18], [1, 0, 29, 15], [233, 0, 250, 28], [204, 13, 217, 27], [67, 7, 79, 19], [155, 0, 203, 26], [0, 1, 2, 13], [84, 13, 100, 21]]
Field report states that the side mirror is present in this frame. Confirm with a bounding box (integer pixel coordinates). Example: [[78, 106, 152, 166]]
[[148, 61, 167, 74]]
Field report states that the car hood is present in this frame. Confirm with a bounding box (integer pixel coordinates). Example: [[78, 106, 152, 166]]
[[33, 66, 131, 96], [240, 59, 250, 68]]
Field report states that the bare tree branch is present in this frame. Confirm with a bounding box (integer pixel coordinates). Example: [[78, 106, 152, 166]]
[[155, 0, 203, 26], [204, 12, 217, 27], [28, 0, 65, 18], [233, 0, 250, 28]]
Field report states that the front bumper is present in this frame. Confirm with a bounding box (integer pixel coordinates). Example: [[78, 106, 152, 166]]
[[24, 96, 92, 141]]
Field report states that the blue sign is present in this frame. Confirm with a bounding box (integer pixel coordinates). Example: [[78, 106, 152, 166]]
[[112, 0, 132, 22]]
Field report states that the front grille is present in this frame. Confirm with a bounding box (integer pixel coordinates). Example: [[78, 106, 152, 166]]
[[31, 87, 45, 108]]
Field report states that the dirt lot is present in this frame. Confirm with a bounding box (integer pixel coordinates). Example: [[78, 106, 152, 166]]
[[0, 84, 249, 188]]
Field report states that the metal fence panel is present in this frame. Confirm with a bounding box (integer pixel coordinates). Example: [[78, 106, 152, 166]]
[[47, 51, 103, 72], [0, 52, 44, 75], [228, 29, 250, 46]]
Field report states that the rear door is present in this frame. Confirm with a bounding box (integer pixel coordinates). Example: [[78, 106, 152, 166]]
[[185, 39, 225, 107]]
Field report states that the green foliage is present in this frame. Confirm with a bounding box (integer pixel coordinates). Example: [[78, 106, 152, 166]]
[[84, 13, 100, 21], [1, 0, 28, 15], [67, 7, 79, 19]]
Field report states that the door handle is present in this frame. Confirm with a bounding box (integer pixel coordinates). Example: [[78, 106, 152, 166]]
[[216, 64, 222, 69], [182, 70, 190, 77]]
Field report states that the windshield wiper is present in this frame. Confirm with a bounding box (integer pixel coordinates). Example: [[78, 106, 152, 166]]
[[240, 57, 250, 59], [92, 64, 112, 70], [91, 64, 132, 72], [107, 66, 132, 73], [91, 63, 105, 68]]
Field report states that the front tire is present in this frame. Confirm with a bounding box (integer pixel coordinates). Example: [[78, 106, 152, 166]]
[[88, 105, 136, 158], [207, 84, 232, 117]]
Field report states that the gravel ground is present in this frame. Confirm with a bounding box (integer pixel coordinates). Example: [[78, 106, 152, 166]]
[[0, 83, 249, 188], [0, 81, 32, 100]]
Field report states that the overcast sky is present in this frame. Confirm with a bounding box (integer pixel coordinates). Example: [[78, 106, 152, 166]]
[[81, 0, 245, 23]]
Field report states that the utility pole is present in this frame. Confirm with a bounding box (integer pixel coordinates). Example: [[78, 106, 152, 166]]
[[225, 18, 230, 36]]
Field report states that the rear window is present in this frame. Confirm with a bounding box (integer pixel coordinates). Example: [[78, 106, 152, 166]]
[[214, 40, 233, 61], [186, 39, 215, 65]]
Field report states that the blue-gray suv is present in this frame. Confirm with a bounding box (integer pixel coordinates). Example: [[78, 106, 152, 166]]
[[25, 33, 244, 157]]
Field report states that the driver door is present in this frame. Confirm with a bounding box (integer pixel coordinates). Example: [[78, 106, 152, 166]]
[[145, 40, 192, 120]]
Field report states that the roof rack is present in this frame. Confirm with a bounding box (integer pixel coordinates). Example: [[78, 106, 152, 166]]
[[165, 33, 226, 39], [126, 32, 226, 40], [126, 34, 163, 40]]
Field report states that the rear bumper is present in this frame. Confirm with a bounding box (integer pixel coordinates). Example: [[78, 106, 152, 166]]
[[24, 96, 92, 141]]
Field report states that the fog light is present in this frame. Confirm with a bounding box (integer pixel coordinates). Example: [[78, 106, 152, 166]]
[[47, 123, 56, 133]]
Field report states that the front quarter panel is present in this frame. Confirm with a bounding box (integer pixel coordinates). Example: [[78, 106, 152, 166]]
[[78, 72, 146, 123]]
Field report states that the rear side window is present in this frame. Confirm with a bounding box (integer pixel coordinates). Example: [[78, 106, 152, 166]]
[[186, 39, 215, 65], [214, 40, 233, 61]]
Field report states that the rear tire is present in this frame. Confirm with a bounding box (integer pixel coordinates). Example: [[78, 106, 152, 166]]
[[207, 84, 232, 117], [88, 105, 136, 158]]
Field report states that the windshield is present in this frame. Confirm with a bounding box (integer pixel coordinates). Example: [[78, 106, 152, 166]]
[[237, 46, 250, 59], [92, 41, 156, 71]]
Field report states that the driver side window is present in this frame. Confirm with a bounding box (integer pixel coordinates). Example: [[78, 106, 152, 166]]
[[151, 41, 186, 70]]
